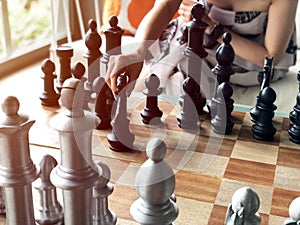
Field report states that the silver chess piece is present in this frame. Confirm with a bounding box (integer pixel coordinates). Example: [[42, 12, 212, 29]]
[[225, 187, 261, 225], [0, 96, 40, 225], [34, 155, 64, 225], [50, 77, 100, 225], [283, 196, 300, 225], [130, 137, 179, 225], [93, 161, 117, 225]]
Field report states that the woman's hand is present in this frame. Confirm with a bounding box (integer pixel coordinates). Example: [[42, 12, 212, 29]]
[[105, 53, 144, 94]]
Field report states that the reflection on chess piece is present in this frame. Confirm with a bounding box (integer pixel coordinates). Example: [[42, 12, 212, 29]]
[[130, 138, 179, 225], [93, 161, 117, 225], [252, 86, 277, 141], [107, 73, 135, 151], [141, 74, 163, 125], [225, 187, 261, 225], [93, 77, 112, 129], [250, 56, 273, 123], [71, 62, 91, 110], [211, 82, 234, 135], [0, 96, 39, 225], [34, 155, 64, 225], [289, 70, 300, 127], [284, 196, 300, 225], [40, 58, 60, 106], [0, 187, 4, 215], [177, 76, 199, 130], [56, 45, 73, 92], [183, 3, 208, 115], [50, 78, 100, 225], [288, 92, 300, 144]]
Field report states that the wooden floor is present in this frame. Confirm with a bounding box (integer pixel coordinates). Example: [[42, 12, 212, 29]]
[[1, 61, 300, 225]]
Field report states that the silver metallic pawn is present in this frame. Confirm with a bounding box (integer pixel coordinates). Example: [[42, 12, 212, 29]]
[[0, 96, 40, 225], [93, 161, 117, 225], [283, 196, 300, 225], [130, 137, 179, 225], [50, 78, 100, 225], [225, 187, 261, 225], [34, 155, 64, 225]]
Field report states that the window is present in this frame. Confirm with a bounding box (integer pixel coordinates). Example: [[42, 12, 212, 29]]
[[0, 0, 52, 61]]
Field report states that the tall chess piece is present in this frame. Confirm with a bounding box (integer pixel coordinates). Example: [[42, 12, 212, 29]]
[[211, 32, 235, 84], [141, 74, 163, 125], [225, 187, 261, 225], [284, 196, 300, 225], [177, 76, 200, 130], [95, 16, 124, 129], [288, 92, 300, 144], [250, 56, 273, 123], [56, 45, 73, 92], [107, 73, 135, 151], [130, 138, 179, 225], [0, 96, 40, 225], [289, 70, 300, 127], [84, 19, 102, 93], [101, 15, 124, 65], [34, 155, 64, 225], [50, 78, 100, 225], [92, 161, 117, 225], [181, 2, 208, 116], [210, 33, 235, 134], [39, 58, 60, 106], [252, 86, 277, 141]]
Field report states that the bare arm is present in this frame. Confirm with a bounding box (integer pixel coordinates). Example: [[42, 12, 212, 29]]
[[213, 0, 298, 67], [106, 0, 182, 93]]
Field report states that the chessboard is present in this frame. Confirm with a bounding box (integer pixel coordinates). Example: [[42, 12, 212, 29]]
[[1, 90, 300, 225]]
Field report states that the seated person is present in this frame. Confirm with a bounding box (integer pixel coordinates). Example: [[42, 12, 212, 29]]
[[104, 0, 298, 97]]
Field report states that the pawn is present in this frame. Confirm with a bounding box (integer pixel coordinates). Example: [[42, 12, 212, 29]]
[[39, 59, 60, 106], [212, 32, 235, 84], [141, 74, 163, 125], [177, 76, 200, 130], [34, 155, 64, 225], [130, 138, 179, 225], [283, 196, 300, 225], [93, 161, 117, 225], [71, 62, 90, 110], [225, 187, 261, 225], [252, 87, 277, 141], [211, 82, 234, 135], [107, 73, 135, 151], [288, 92, 300, 144]]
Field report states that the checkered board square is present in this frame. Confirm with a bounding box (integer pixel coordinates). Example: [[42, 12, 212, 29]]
[[3, 94, 300, 225]]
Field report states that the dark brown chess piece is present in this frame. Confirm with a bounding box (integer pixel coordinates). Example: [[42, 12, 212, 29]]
[[39, 59, 60, 106]]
